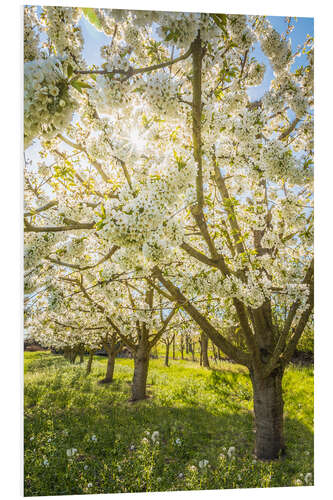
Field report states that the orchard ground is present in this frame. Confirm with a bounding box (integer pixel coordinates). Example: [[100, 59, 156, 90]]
[[24, 351, 313, 495]]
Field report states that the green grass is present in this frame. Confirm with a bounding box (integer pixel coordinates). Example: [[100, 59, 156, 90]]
[[24, 352, 314, 496]]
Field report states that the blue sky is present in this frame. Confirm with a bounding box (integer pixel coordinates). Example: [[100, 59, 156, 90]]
[[248, 16, 314, 101], [35, 7, 314, 100], [78, 12, 313, 101], [26, 11, 313, 162]]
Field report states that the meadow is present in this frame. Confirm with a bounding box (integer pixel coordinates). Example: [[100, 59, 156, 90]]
[[24, 351, 314, 496]]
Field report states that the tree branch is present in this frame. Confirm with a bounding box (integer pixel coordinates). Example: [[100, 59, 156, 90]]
[[24, 219, 95, 233], [278, 118, 300, 140], [47, 245, 119, 271], [152, 266, 251, 366], [149, 307, 178, 348], [74, 45, 193, 80], [57, 133, 110, 183], [192, 32, 204, 210], [262, 258, 314, 375], [24, 200, 58, 217]]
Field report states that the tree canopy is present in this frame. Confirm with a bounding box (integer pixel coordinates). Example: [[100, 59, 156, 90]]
[[24, 6, 314, 459]]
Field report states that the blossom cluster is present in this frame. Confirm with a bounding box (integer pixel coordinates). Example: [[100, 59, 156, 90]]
[[24, 6, 41, 62], [24, 57, 77, 148], [43, 7, 83, 66]]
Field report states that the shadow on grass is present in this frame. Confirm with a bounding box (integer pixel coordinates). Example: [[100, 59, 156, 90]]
[[24, 355, 313, 495], [24, 399, 313, 496]]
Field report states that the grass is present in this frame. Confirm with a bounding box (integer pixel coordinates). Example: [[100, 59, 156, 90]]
[[24, 351, 314, 496]]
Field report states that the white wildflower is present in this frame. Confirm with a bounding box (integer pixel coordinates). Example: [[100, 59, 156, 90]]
[[151, 431, 160, 442], [66, 448, 77, 457], [198, 459, 209, 469], [304, 472, 312, 484]]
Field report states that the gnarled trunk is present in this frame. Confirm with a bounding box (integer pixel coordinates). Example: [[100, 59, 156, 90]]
[[250, 367, 285, 460], [86, 352, 94, 376], [172, 336, 176, 360], [201, 333, 210, 368], [79, 351, 84, 364], [131, 346, 149, 401]]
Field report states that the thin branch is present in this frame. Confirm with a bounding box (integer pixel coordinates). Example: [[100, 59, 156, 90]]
[[74, 45, 193, 80], [24, 219, 95, 233], [278, 118, 300, 140], [47, 245, 119, 271], [24, 200, 58, 217], [57, 133, 110, 183]]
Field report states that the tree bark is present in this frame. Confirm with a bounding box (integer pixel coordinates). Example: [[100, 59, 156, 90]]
[[86, 352, 93, 375], [165, 342, 170, 367], [172, 336, 176, 360], [201, 333, 210, 368], [250, 367, 285, 460], [99, 347, 116, 383], [191, 342, 195, 362], [212, 343, 218, 362], [180, 335, 184, 360], [131, 345, 150, 401], [79, 351, 84, 364], [69, 350, 77, 364]]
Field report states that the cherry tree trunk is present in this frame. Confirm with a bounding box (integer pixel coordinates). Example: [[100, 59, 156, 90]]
[[131, 345, 150, 401], [191, 342, 195, 362], [100, 349, 116, 383], [79, 352, 84, 364], [250, 367, 285, 460], [86, 352, 93, 375], [70, 351, 77, 364], [165, 343, 170, 367], [172, 336, 176, 360], [201, 333, 210, 368], [180, 335, 184, 359], [185, 336, 189, 354], [212, 343, 218, 362]]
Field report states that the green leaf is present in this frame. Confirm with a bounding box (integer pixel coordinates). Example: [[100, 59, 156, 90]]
[[67, 64, 73, 79], [211, 14, 228, 36], [82, 8, 103, 31], [70, 80, 93, 94]]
